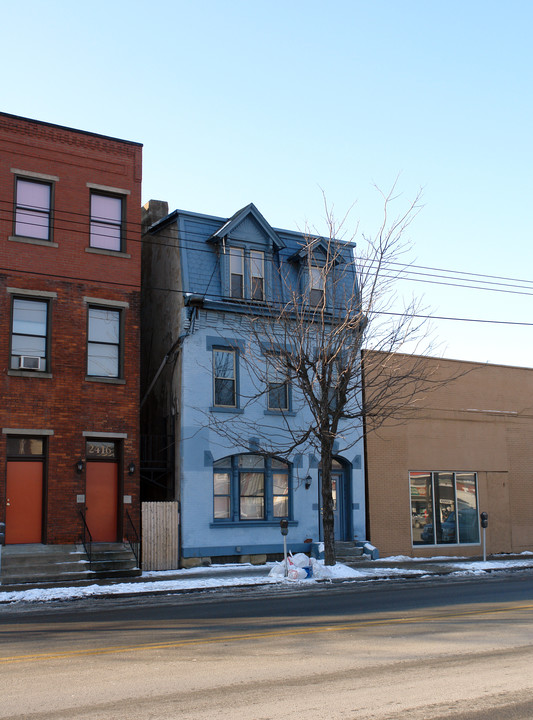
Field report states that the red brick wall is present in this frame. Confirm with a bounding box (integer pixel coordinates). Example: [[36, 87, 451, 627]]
[[0, 113, 142, 544]]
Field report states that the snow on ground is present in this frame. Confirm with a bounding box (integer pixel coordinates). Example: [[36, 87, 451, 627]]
[[1, 556, 532, 605]]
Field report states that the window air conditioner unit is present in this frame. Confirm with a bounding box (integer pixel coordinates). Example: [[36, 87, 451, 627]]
[[18, 355, 44, 371]]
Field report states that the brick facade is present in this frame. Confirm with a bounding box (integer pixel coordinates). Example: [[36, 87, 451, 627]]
[[0, 112, 142, 545], [364, 352, 533, 558]]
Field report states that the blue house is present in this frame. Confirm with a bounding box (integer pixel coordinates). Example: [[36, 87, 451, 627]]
[[141, 201, 365, 565]]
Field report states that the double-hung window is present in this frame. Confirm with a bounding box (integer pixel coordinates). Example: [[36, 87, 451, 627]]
[[239, 454, 265, 519], [272, 458, 289, 517], [90, 193, 123, 251], [213, 348, 237, 407], [87, 306, 121, 377], [11, 297, 49, 371], [15, 178, 52, 241], [267, 354, 289, 411], [229, 247, 244, 299], [309, 266, 325, 307], [213, 454, 291, 521], [250, 250, 264, 301]]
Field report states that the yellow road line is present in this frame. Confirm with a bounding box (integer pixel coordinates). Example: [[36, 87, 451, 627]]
[[2, 602, 533, 666]]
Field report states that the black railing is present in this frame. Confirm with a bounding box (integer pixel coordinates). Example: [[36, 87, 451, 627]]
[[125, 510, 140, 568], [79, 510, 93, 569]]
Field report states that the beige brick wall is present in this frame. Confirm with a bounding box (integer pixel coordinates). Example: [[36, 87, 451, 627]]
[[364, 353, 533, 558]]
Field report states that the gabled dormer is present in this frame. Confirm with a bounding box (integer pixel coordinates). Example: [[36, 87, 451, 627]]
[[208, 204, 286, 303], [288, 237, 348, 308]]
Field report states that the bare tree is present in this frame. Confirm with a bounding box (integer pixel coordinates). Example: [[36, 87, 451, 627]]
[[203, 186, 442, 565]]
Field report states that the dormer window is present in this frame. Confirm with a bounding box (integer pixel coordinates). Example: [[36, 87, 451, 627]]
[[250, 250, 264, 301], [230, 247, 244, 299], [309, 266, 325, 307]]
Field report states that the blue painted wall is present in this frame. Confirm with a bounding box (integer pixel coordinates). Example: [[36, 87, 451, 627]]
[[145, 203, 365, 559]]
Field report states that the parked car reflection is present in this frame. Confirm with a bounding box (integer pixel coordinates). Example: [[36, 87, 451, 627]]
[[420, 509, 479, 544]]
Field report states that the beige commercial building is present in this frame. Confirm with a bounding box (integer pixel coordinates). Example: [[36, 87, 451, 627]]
[[364, 354, 533, 558]]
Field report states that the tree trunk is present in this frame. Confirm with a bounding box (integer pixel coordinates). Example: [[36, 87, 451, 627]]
[[321, 435, 336, 565]]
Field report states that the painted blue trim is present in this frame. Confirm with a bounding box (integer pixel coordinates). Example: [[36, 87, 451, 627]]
[[264, 410, 297, 417], [183, 542, 310, 558], [206, 336, 245, 352], [208, 203, 286, 251], [210, 520, 298, 528], [209, 406, 244, 414]]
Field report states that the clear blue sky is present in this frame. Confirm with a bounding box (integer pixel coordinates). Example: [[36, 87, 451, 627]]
[[3, 0, 532, 367]]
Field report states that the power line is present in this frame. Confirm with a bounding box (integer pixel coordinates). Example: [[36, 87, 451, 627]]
[[3, 200, 533, 297], [2, 207, 533, 324], [2, 199, 533, 293], [3, 256, 530, 327]]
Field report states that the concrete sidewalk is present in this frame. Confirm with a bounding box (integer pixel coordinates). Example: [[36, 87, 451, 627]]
[[2, 554, 533, 598]]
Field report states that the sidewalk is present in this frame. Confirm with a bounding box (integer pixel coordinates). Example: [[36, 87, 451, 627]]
[[1, 554, 533, 604]]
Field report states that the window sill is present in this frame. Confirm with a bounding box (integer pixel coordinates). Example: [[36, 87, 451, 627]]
[[210, 520, 297, 528], [8, 236, 58, 247], [8, 370, 52, 378], [85, 247, 131, 258], [264, 409, 296, 417], [412, 542, 480, 548], [209, 406, 244, 414], [85, 376, 126, 385]]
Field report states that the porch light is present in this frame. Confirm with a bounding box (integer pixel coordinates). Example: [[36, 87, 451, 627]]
[[305, 474, 312, 490], [128, 462, 136, 475], [76, 459, 84, 474]]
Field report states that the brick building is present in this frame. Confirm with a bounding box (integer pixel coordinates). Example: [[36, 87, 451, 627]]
[[364, 352, 533, 558], [0, 112, 142, 568]]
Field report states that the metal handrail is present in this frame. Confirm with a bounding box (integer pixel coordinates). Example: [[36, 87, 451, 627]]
[[79, 510, 93, 568], [125, 510, 140, 568]]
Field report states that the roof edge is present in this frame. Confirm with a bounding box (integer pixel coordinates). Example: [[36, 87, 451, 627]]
[[0, 111, 143, 147]]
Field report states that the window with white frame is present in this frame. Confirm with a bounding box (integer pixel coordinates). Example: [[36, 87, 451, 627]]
[[410, 471, 479, 546], [87, 306, 121, 377], [267, 354, 289, 411], [213, 348, 237, 407], [213, 454, 290, 521], [90, 193, 123, 251], [15, 178, 52, 240], [10, 297, 49, 371], [309, 266, 325, 307], [229, 247, 244, 299], [250, 250, 264, 301]]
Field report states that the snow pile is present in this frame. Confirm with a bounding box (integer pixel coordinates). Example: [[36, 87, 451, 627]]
[[269, 553, 363, 581]]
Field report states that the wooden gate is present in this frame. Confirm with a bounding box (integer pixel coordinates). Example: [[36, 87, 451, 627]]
[[141, 501, 180, 570]]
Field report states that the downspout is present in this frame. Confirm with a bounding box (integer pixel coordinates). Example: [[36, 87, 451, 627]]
[[140, 298, 202, 410]]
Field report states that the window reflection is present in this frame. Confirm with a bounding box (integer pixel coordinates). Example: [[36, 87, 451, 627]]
[[410, 471, 479, 546]]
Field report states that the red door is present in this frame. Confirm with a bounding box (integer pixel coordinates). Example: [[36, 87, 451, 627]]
[[6, 461, 43, 544], [85, 462, 118, 542]]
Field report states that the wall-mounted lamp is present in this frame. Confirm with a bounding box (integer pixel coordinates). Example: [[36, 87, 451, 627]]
[[128, 462, 136, 475], [304, 474, 312, 490], [76, 459, 84, 474]]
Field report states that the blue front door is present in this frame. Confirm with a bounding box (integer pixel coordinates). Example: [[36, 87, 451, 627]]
[[319, 468, 346, 541]]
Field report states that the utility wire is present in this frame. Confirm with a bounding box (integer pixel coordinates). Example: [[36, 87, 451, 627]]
[[0, 200, 533, 289]]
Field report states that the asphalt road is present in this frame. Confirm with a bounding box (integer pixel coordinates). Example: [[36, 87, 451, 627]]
[[1, 572, 533, 719]]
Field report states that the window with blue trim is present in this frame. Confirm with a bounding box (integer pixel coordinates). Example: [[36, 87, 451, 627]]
[[213, 454, 290, 521], [266, 353, 290, 411], [213, 348, 237, 407]]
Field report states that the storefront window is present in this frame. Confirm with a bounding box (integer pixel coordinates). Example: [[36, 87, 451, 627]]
[[410, 471, 479, 546]]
